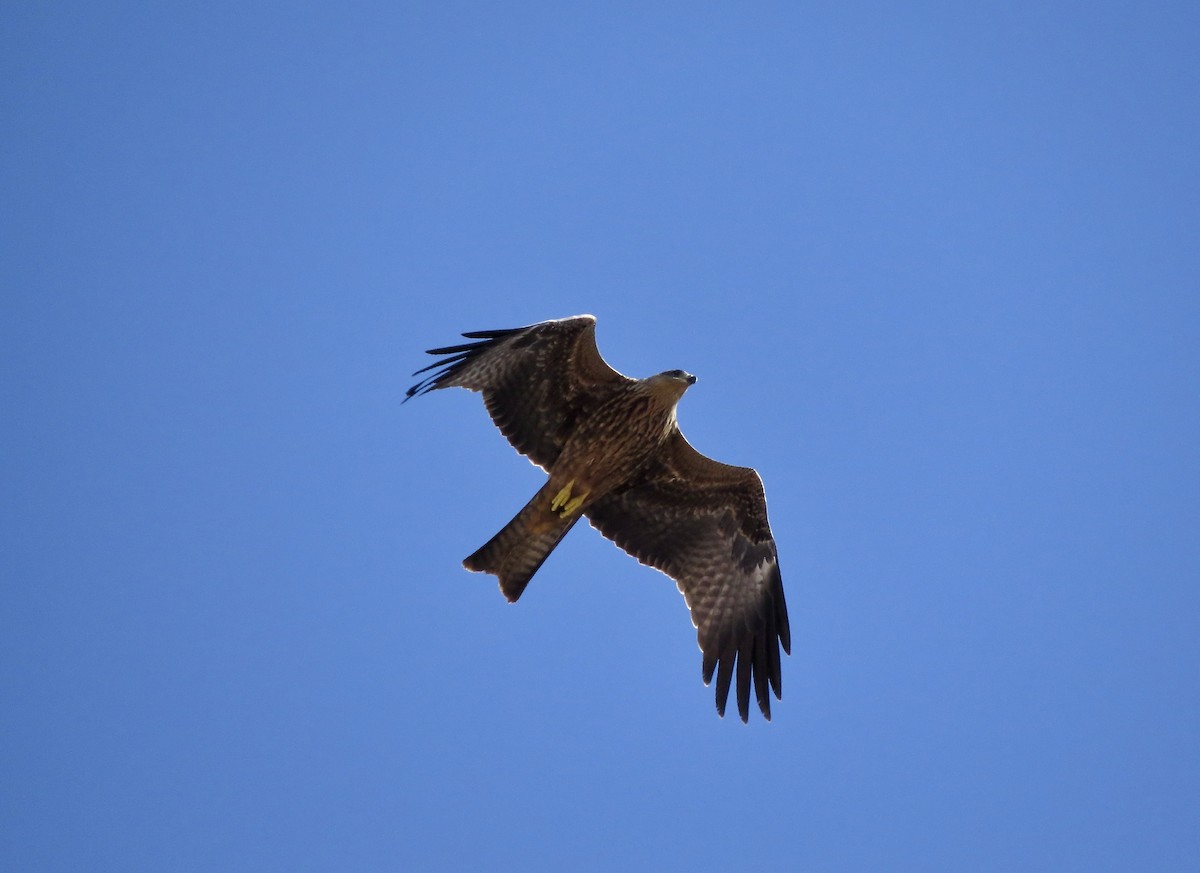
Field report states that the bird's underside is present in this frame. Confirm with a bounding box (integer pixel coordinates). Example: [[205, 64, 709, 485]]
[[406, 314, 791, 722]]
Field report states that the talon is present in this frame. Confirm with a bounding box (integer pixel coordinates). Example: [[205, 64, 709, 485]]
[[550, 479, 575, 512], [563, 493, 587, 515]]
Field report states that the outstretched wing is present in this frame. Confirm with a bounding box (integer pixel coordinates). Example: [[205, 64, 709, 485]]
[[406, 315, 631, 470], [584, 431, 791, 722]]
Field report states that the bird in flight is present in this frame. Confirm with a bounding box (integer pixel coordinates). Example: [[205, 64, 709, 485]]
[[406, 315, 790, 721]]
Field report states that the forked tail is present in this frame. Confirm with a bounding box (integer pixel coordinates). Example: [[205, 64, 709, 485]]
[[463, 484, 580, 602]]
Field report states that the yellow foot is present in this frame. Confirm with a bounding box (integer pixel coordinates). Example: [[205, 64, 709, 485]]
[[550, 479, 575, 513], [549, 479, 589, 517]]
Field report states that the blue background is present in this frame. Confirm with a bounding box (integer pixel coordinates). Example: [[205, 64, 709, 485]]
[[3, 3, 1198, 870]]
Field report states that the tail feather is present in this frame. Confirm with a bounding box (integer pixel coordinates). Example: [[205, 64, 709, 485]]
[[464, 485, 579, 602]]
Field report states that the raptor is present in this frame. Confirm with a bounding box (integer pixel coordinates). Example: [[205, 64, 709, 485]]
[[406, 315, 791, 721]]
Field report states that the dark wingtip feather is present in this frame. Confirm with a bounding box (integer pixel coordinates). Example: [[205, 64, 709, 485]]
[[403, 328, 522, 401], [700, 596, 788, 722], [767, 630, 783, 700], [714, 653, 735, 719], [412, 351, 471, 377], [424, 341, 490, 356], [754, 634, 773, 719], [460, 326, 528, 340], [773, 570, 792, 655], [736, 647, 752, 722]]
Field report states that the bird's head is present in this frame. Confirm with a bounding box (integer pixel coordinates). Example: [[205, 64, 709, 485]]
[[645, 369, 698, 403]]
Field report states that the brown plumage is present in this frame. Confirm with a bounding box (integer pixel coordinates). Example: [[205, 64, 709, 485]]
[[406, 314, 791, 721]]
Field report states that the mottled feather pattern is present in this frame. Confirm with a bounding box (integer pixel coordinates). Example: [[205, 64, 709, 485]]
[[406, 315, 629, 470], [586, 464, 789, 721]]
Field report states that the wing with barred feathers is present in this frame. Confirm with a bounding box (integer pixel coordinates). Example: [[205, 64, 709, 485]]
[[405, 315, 631, 470], [584, 431, 791, 722]]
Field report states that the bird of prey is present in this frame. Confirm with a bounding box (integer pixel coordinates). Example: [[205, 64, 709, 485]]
[[405, 315, 791, 721]]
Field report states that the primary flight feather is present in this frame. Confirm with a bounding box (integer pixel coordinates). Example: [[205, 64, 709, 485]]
[[406, 314, 791, 721]]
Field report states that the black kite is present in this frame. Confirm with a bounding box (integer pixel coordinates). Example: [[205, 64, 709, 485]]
[[406, 315, 791, 721]]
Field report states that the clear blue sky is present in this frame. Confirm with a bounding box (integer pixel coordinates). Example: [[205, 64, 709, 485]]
[[3, 3, 1198, 871]]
